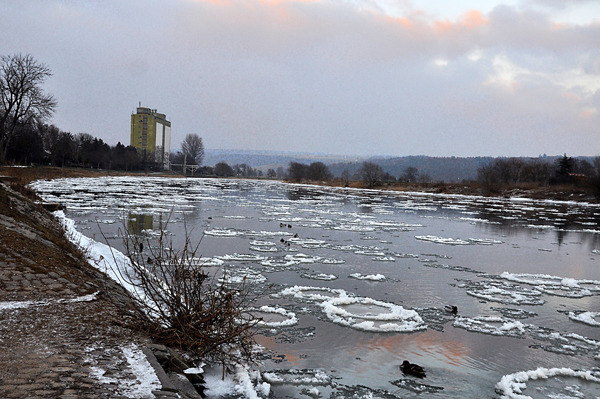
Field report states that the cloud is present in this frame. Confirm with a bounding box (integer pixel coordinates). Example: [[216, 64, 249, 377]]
[[1, 0, 599, 157]]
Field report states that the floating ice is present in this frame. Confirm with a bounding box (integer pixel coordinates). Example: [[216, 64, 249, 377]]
[[205, 228, 244, 237], [568, 311, 600, 326], [355, 249, 386, 256], [467, 238, 503, 245], [416, 235, 502, 245], [289, 238, 329, 249], [453, 316, 531, 337], [388, 252, 419, 259], [496, 367, 600, 399], [250, 246, 279, 253], [301, 273, 338, 281], [262, 369, 332, 386], [277, 286, 348, 303], [348, 273, 386, 281], [415, 235, 470, 245], [282, 253, 342, 265], [250, 240, 277, 247], [391, 378, 444, 394], [219, 268, 267, 284], [320, 296, 426, 332], [217, 253, 268, 262], [372, 256, 396, 262], [187, 257, 225, 267], [260, 258, 302, 270], [461, 280, 545, 306], [491, 307, 537, 319], [500, 272, 600, 298], [254, 306, 298, 327]]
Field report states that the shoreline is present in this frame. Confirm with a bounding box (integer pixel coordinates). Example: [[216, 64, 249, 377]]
[[2, 165, 598, 205]]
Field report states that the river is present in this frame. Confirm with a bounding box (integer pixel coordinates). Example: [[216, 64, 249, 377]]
[[31, 176, 600, 398]]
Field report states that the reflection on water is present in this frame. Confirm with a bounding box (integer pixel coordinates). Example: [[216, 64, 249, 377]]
[[31, 177, 600, 398], [127, 213, 155, 235]]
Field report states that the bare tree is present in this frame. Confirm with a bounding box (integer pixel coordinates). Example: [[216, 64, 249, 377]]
[[0, 54, 57, 164], [181, 133, 204, 165], [401, 167, 419, 183], [307, 162, 332, 181], [360, 161, 384, 188], [287, 161, 306, 182], [341, 169, 351, 187]]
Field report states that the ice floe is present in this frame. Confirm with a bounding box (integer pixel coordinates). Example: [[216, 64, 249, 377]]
[[459, 280, 545, 305], [500, 272, 600, 298], [300, 273, 338, 281], [262, 369, 333, 386], [568, 311, 600, 326], [254, 306, 298, 327], [415, 235, 503, 245], [320, 295, 426, 332], [496, 367, 600, 399], [453, 316, 531, 337], [348, 273, 387, 281], [415, 235, 470, 245], [205, 228, 244, 237], [219, 268, 267, 284], [217, 253, 269, 262], [277, 285, 426, 332]]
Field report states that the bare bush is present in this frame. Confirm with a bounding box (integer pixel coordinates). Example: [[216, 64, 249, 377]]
[[105, 220, 261, 369]]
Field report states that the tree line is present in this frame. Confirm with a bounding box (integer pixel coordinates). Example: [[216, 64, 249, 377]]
[[5, 122, 155, 170], [477, 155, 600, 192]]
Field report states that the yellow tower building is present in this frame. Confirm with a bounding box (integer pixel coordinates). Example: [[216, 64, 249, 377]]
[[130, 104, 171, 169]]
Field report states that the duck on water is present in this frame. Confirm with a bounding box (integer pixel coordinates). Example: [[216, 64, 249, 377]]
[[400, 361, 426, 378]]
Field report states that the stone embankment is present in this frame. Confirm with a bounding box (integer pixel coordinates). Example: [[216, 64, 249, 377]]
[[0, 178, 204, 398]]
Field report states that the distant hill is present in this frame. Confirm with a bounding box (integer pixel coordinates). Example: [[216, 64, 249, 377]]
[[203, 149, 363, 170], [203, 150, 587, 183], [329, 156, 495, 182]]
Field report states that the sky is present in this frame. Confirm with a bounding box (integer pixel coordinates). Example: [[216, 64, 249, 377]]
[[1, 0, 599, 158]]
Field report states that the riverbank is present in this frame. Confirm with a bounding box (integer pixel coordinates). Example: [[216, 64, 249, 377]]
[[2, 165, 598, 204], [0, 174, 204, 398]]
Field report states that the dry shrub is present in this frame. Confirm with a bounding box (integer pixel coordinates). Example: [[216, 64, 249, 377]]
[[111, 220, 261, 369]]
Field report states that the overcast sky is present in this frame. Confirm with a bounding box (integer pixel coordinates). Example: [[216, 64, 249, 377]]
[[2, 0, 599, 157]]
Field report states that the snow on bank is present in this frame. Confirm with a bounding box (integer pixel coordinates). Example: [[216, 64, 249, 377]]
[[496, 367, 600, 399], [204, 365, 270, 399], [55, 211, 270, 398], [0, 292, 99, 311], [87, 344, 161, 398], [54, 211, 143, 298]]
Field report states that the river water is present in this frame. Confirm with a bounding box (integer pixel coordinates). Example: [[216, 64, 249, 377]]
[[31, 176, 600, 398]]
